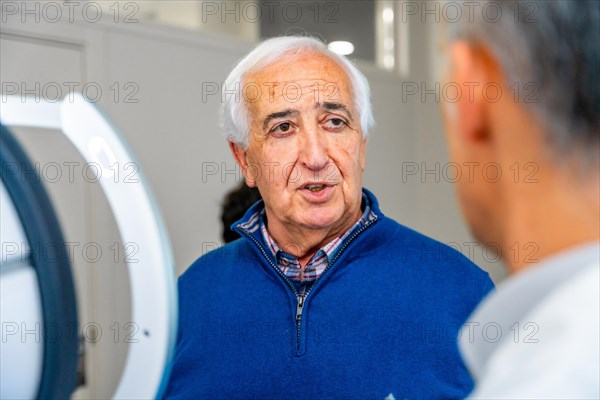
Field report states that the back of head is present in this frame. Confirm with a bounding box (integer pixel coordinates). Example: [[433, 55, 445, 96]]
[[447, 0, 599, 164], [221, 182, 262, 243]]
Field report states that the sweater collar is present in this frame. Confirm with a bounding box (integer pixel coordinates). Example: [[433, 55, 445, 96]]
[[233, 188, 383, 254]]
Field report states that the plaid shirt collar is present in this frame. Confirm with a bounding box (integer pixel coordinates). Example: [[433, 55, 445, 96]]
[[258, 193, 376, 283]]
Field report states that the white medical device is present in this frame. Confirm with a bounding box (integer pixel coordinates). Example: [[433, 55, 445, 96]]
[[0, 94, 177, 399]]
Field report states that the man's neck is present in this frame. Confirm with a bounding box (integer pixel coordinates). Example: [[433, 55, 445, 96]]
[[265, 208, 363, 267], [503, 167, 600, 274]]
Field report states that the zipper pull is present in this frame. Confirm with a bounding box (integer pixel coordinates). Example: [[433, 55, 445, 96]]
[[296, 293, 306, 321]]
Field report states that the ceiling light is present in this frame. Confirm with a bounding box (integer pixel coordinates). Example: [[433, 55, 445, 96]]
[[383, 7, 394, 23], [328, 41, 355, 56], [384, 55, 395, 69]]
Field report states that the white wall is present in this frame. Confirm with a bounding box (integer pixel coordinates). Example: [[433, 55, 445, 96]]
[[0, 12, 505, 398]]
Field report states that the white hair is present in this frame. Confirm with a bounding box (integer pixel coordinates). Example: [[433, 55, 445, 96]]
[[221, 36, 375, 148]]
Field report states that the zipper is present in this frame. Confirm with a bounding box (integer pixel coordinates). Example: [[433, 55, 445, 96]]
[[296, 291, 306, 321], [237, 216, 379, 354], [236, 229, 305, 351], [301, 216, 379, 300], [295, 290, 306, 350]]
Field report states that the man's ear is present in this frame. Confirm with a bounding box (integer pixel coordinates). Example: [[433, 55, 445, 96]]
[[448, 41, 491, 143], [228, 141, 257, 187]]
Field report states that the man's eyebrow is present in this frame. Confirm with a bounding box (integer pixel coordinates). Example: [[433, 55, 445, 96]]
[[262, 109, 298, 130], [320, 102, 354, 120]]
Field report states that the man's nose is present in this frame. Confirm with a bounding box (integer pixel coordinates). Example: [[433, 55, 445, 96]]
[[299, 126, 329, 171]]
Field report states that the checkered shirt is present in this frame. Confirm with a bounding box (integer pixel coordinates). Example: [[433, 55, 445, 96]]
[[259, 193, 376, 285]]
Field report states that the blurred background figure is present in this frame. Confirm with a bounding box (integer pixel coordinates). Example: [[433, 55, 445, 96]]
[[440, 0, 599, 397], [220, 181, 261, 243]]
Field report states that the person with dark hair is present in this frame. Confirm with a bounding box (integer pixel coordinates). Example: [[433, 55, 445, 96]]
[[220, 182, 261, 243], [441, 1, 599, 397]]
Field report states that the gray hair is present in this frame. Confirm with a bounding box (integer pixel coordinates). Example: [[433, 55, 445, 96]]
[[221, 36, 375, 148], [446, 0, 599, 161]]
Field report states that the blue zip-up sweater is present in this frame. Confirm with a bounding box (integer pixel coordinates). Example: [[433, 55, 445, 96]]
[[166, 189, 494, 399]]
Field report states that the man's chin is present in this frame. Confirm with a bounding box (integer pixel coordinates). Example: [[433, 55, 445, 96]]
[[296, 210, 340, 231]]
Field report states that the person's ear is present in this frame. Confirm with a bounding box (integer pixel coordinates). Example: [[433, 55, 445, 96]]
[[228, 141, 257, 187], [447, 41, 492, 143]]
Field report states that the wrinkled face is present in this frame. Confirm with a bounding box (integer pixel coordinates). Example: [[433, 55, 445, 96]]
[[236, 51, 367, 234]]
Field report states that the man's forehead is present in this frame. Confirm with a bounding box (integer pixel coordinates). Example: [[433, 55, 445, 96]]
[[248, 52, 350, 84], [245, 78, 346, 104], [243, 54, 353, 111], [251, 50, 348, 77]]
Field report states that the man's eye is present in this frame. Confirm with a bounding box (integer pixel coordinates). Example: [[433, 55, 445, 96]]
[[275, 122, 291, 132], [270, 122, 295, 137], [324, 118, 347, 129]]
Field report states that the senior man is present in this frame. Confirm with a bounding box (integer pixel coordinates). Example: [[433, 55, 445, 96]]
[[166, 36, 493, 399], [441, 0, 599, 397]]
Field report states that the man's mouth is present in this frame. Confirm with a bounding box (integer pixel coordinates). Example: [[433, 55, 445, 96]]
[[304, 183, 327, 192], [301, 182, 338, 193]]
